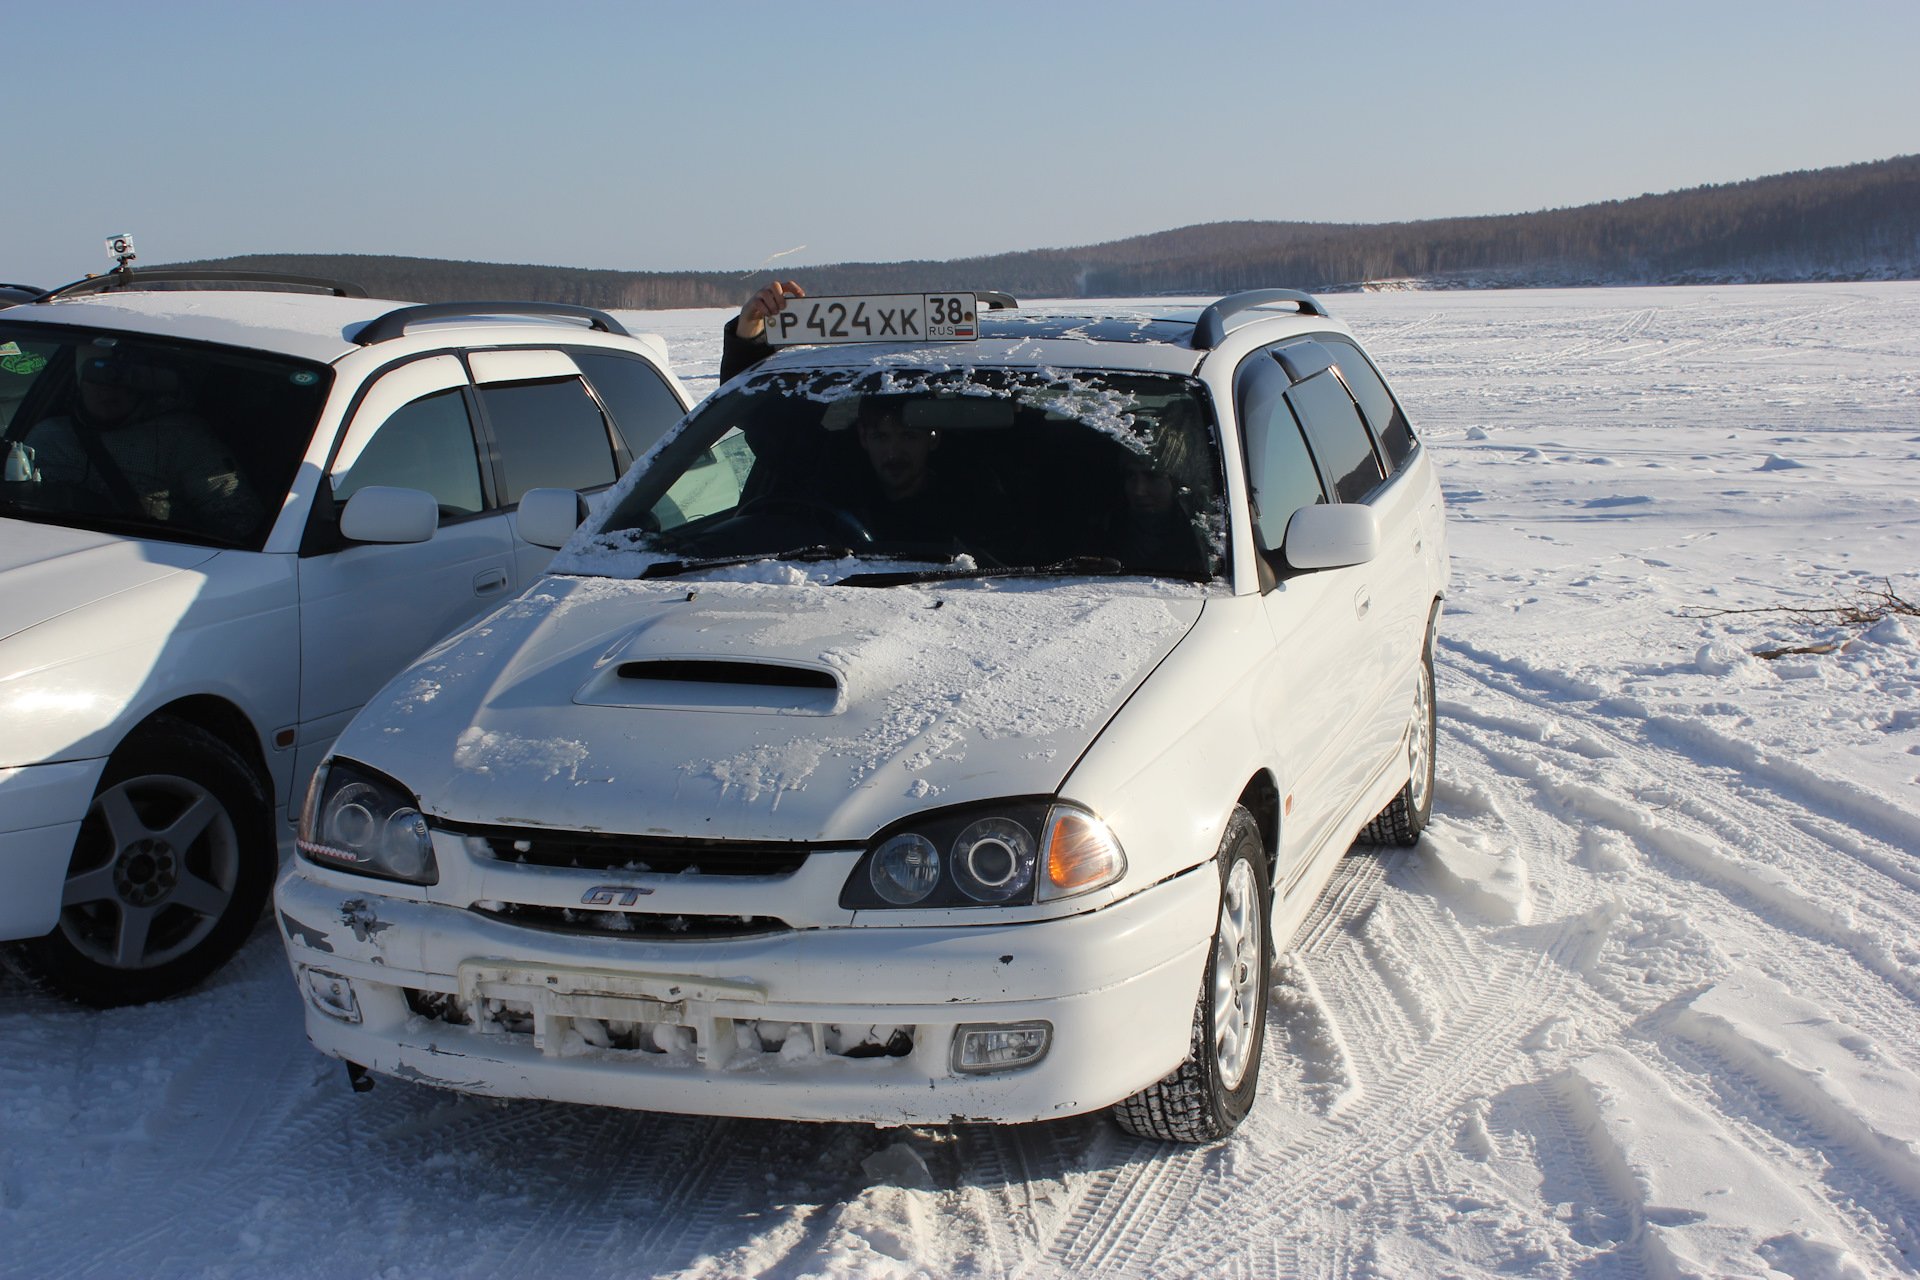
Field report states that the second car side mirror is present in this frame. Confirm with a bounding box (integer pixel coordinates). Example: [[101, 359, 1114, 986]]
[[1283, 503, 1379, 570], [339, 485, 439, 544], [516, 487, 589, 550]]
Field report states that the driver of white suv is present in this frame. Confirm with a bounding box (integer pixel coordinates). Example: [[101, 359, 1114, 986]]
[[12, 341, 261, 536]]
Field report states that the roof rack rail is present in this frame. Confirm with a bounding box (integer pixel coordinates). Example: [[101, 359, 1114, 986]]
[[976, 291, 1018, 311], [38, 269, 368, 301], [353, 301, 631, 346], [1, 282, 45, 297], [1192, 288, 1329, 349]]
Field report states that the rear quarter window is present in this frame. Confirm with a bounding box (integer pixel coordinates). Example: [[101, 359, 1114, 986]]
[[571, 352, 685, 458], [1286, 370, 1384, 504], [1320, 335, 1417, 469]]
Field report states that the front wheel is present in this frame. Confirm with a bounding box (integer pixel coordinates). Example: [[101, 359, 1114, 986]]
[[1113, 806, 1271, 1142], [6, 716, 272, 1007]]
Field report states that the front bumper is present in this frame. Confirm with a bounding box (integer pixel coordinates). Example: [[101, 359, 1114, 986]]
[[274, 863, 1215, 1125], [0, 759, 106, 940]]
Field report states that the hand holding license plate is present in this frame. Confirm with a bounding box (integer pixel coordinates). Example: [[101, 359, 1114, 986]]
[[766, 293, 978, 346]]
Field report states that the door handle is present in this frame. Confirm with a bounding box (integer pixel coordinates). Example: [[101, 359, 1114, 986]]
[[1354, 587, 1371, 620], [473, 568, 510, 596]]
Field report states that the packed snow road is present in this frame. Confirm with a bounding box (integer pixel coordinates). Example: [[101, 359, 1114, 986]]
[[5, 283, 1918, 1279]]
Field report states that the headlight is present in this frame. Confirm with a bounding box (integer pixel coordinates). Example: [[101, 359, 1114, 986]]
[[869, 833, 941, 904], [298, 758, 438, 885], [841, 800, 1123, 910], [952, 817, 1035, 902]]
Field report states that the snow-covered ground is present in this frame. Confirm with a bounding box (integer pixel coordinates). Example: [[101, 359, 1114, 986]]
[[5, 283, 1918, 1279]]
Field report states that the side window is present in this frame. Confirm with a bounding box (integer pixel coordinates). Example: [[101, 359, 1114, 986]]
[[1286, 370, 1384, 504], [571, 351, 685, 457], [1234, 352, 1326, 550], [477, 377, 619, 504], [333, 388, 484, 516], [1320, 335, 1416, 469], [651, 429, 757, 531]]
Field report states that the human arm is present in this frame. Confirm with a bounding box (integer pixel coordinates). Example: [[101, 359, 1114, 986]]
[[719, 280, 805, 382]]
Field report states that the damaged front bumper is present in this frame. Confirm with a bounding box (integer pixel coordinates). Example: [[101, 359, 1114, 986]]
[[273, 862, 1213, 1125]]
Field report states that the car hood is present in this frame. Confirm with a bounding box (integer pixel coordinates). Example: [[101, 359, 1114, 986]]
[[343, 574, 1206, 843], [0, 519, 221, 644]]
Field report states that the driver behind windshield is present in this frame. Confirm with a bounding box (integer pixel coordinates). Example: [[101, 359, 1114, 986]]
[[10, 341, 262, 537], [843, 397, 1013, 554]]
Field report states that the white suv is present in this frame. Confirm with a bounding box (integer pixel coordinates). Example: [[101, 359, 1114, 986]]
[[275, 289, 1447, 1141], [0, 271, 691, 1005]]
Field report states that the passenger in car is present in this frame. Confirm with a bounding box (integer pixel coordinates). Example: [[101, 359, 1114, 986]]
[[1108, 412, 1211, 578]]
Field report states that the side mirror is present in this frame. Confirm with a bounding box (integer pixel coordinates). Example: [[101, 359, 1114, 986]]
[[516, 487, 588, 549], [1283, 503, 1378, 570], [339, 486, 438, 544]]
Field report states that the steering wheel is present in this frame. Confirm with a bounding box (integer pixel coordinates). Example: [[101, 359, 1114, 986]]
[[738, 494, 875, 546]]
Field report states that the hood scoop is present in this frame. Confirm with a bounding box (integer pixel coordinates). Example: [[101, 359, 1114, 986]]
[[577, 656, 845, 716]]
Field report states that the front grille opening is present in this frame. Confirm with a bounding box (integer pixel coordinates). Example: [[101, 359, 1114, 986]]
[[404, 988, 915, 1062], [471, 902, 791, 940], [441, 822, 814, 876], [615, 660, 838, 690], [406, 989, 470, 1026]]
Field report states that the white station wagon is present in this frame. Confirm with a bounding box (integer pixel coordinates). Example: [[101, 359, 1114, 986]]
[[0, 271, 690, 1006], [275, 289, 1448, 1141]]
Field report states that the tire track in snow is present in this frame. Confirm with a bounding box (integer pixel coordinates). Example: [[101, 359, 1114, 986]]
[[1030, 1124, 1220, 1277], [1428, 638, 1920, 1267], [1438, 637, 1920, 1026], [1156, 945, 1580, 1279]]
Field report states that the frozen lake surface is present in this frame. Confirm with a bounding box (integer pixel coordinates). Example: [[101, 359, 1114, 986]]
[[6, 282, 1919, 1278]]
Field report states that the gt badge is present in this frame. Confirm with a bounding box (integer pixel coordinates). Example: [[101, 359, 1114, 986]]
[[581, 885, 654, 907]]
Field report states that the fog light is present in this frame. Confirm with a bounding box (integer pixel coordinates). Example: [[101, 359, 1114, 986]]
[[951, 1021, 1051, 1074], [303, 967, 361, 1024]]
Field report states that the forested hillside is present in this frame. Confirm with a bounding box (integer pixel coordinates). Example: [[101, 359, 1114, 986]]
[[179, 154, 1919, 305]]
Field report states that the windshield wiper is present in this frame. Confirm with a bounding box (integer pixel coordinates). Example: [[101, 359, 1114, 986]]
[[837, 555, 1137, 588], [638, 544, 856, 580]]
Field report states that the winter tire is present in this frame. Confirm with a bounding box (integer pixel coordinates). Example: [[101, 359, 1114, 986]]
[[1113, 805, 1270, 1142], [8, 716, 272, 1007]]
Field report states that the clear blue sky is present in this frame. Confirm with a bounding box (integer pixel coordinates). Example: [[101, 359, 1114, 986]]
[[8, 0, 1917, 288]]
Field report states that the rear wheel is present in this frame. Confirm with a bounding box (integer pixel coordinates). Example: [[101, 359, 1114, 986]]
[[1360, 647, 1435, 847], [6, 716, 272, 1007], [1113, 806, 1270, 1142]]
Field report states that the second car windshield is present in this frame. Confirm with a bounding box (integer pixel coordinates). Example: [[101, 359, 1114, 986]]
[[592, 367, 1226, 580]]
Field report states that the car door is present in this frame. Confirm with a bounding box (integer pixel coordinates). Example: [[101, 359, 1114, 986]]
[[293, 355, 515, 791], [1321, 332, 1440, 665], [466, 350, 628, 590], [1277, 342, 1407, 790], [1236, 350, 1371, 881]]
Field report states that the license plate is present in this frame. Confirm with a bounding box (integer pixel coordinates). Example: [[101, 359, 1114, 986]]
[[765, 293, 978, 346]]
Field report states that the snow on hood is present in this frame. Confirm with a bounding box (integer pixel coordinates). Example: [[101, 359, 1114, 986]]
[[0, 519, 219, 645], [342, 574, 1205, 843]]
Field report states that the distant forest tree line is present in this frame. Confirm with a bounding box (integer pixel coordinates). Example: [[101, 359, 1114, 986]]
[[182, 154, 1920, 307]]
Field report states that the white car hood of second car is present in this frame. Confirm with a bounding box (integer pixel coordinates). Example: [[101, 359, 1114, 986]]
[[0, 519, 220, 646], [342, 573, 1207, 843]]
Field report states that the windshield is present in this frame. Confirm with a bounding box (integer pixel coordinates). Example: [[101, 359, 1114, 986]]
[[585, 366, 1226, 582], [0, 323, 332, 549]]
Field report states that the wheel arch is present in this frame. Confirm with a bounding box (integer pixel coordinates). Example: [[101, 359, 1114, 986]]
[[1235, 771, 1281, 895], [137, 695, 271, 802]]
